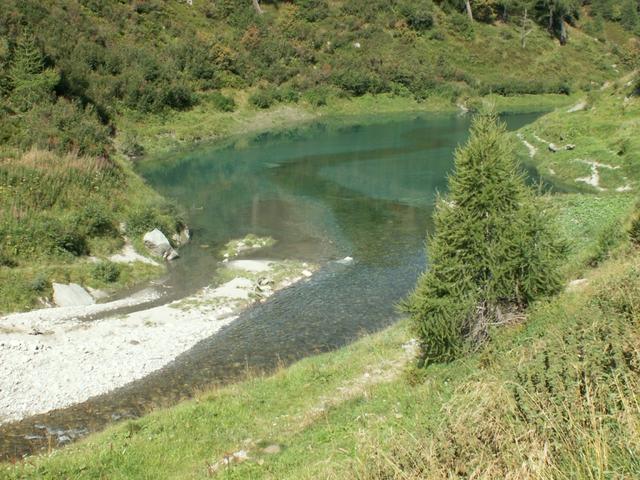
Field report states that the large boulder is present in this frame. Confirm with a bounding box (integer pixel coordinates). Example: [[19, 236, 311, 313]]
[[143, 229, 179, 260], [52, 283, 96, 307]]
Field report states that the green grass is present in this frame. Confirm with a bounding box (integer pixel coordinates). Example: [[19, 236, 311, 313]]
[[0, 150, 176, 313], [517, 73, 640, 193]]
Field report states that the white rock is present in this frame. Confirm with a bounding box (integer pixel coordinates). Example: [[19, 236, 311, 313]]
[[336, 256, 354, 265], [52, 283, 95, 308], [210, 277, 255, 299], [302, 269, 313, 278], [86, 287, 109, 301], [143, 229, 179, 261], [226, 260, 272, 273]]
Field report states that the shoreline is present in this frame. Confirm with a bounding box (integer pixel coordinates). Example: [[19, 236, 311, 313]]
[[124, 92, 578, 159], [0, 255, 317, 426]]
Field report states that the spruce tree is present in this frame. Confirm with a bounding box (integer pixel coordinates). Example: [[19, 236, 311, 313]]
[[620, 0, 639, 32], [9, 35, 58, 112], [405, 110, 566, 363]]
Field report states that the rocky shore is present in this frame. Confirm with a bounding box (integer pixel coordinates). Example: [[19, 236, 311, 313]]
[[0, 243, 316, 425]]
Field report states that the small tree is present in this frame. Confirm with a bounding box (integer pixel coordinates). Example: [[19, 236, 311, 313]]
[[9, 35, 59, 112], [404, 110, 565, 364], [620, 0, 639, 32]]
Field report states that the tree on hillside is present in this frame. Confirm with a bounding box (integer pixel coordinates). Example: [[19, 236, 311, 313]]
[[465, 0, 474, 19], [404, 110, 566, 364], [252, 0, 264, 14], [533, 0, 579, 44], [620, 0, 639, 32], [8, 35, 59, 112]]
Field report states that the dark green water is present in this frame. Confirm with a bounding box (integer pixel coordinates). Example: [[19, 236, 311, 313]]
[[0, 111, 541, 460]]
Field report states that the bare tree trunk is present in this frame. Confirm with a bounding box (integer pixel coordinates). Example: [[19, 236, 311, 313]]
[[520, 8, 533, 49], [465, 0, 473, 21], [252, 0, 263, 15], [558, 20, 567, 45]]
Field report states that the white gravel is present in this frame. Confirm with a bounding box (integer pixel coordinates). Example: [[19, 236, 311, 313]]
[[0, 261, 313, 425]]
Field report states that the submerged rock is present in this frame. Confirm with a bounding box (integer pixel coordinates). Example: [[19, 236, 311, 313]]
[[335, 256, 354, 265], [52, 283, 95, 307], [143, 229, 179, 261], [172, 226, 191, 247]]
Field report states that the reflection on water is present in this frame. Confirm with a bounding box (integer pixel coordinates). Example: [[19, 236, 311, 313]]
[[0, 112, 542, 460]]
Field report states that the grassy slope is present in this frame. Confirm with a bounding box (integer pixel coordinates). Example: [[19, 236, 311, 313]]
[[517, 72, 640, 193], [0, 150, 175, 313]]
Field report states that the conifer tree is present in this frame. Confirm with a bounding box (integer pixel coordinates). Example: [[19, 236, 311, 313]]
[[405, 110, 565, 363], [9, 35, 59, 112], [620, 0, 639, 32]]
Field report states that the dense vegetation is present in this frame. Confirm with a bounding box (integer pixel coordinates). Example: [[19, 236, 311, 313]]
[[1, 0, 638, 157]]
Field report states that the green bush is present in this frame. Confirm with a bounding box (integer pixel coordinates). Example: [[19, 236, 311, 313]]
[[399, 0, 435, 32], [296, 0, 329, 22], [92, 260, 120, 283], [404, 111, 566, 364], [125, 203, 182, 238], [303, 87, 330, 106], [121, 133, 145, 159], [630, 215, 640, 246], [72, 204, 117, 238], [249, 88, 277, 109], [210, 91, 236, 112], [594, 264, 640, 320], [20, 99, 112, 157], [0, 253, 17, 268], [448, 12, 474, 40], [588, 219, 625, 266], [29, 274, 49, 293]]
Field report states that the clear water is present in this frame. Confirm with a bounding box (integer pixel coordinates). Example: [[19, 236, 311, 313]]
[[0, 111, 541, 460]]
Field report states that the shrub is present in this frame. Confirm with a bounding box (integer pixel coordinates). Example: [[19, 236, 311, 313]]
[[296, 0, 329, 22], [121, 133, 145, 159], [125, 202, 182, 238], [29, 274, 49, 293], [73, 203, 117, 237], [0, 253, 17, 268], [399, 0, 435, 32], [448, 12, 474, 40], [92, 261, 120, 283], [404, 111, 566, 364], [630, 215, 640, 246], [210, 91, 236, 112], [594, 264, 640, 320], [55, 228, 89, 257], [303, 86, 330, 106], [588, 219, 625, 266], [20, 99, 112, 157], [249, 88, 277, 109]]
